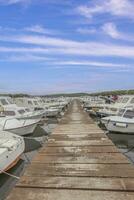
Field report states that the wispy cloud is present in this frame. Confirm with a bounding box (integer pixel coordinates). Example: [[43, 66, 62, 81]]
[[2, 54, 53, 62], [0, 0, 31, 5], [77, 27, 96, 34], [52, 60, 128, 68], [102, 22, 134, 41], [1, 34, 134, 58], [102, 22, 120, 39], [24, 25, 59, 35], [76, 0, 134, 20]]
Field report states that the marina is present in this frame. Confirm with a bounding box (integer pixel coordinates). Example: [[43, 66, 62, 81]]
[[1, 1, 134, 199], [5, 99, 134, 200]]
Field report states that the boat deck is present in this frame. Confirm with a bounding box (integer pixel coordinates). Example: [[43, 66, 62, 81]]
[[6, 100, 134, 200]]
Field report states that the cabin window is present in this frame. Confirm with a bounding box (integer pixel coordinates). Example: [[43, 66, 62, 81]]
[[28, 101, 32, 105], [130, 98, 134, 104], [18, 110, 25, 114], [0, 99, 9, 105], [2, 111, 15, 116], [122, 98, 129, 103], [124, 110, 134, 119]]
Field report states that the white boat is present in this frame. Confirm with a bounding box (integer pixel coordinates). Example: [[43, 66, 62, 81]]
[[14, 97, 63, 117], [101, 107, 134, 133], [97, 95, 134, 118], [0, 131, 25, 173], [14, 97, 46, 111], [82, 96, 115, 116], [0, 96, 45, 121], [0, 117, 39, 136], [83, 96, 106, 110], [1, 106, 45, 120]]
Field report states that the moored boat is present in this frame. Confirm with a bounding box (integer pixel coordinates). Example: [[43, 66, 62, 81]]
[[0, 117, 40, 136], [0, 131, 25, 173], [101, 107, 134, 133]]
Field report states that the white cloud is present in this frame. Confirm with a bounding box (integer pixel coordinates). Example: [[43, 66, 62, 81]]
[[24, 25, 59, 35], [102, 22, 134, 41], [52, 61, 127, 68], [1, 33, 134, 58], [102, 22, 121, 39], [77, 27, 96, 34], [76, 0, 134, 20], [0, 0, 31, 5], [3, 54, 52, 62]]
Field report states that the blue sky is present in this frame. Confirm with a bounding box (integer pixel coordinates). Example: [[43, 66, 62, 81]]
[[0, 0, 134, 94]]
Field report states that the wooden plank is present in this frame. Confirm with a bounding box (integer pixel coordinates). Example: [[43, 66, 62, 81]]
[[53, 130, 104, 134], [40, 146, 119, 155], [51, 133, 107, 140], [32, 153, 129, 164], [17, 176, 134, 191], [6, 188, 134, 200], [24, 163, 134, 178], [47, 139, 113, 146]]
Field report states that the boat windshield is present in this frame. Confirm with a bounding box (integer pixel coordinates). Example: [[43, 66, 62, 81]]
[[117, 109, 125, 116], [0, 99, 9, 105], [123, 110, 134, 119]]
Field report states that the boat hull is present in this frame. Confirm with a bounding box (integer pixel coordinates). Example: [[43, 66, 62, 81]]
[[106, 121, 134, 134], [5, 123, 37, 136], [0, 135, 25, 172]]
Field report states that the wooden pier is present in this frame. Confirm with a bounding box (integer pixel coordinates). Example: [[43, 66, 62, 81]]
[[6, 100, 134, 200]]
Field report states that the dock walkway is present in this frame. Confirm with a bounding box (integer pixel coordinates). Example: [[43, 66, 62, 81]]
[[7, 100, 134, 200]]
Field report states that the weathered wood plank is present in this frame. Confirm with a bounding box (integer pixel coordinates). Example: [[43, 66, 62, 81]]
[[32, 153, 129, 164], [47, 140, 113, 146], [24, 163, 134, 178], [40, 146, 119, 154], [6, 189, 134, 200], [17, 176, 134, 191], [51, 133, 107, 140]]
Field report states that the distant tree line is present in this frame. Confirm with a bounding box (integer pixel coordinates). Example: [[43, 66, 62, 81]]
[[0, 89, 134, 98], [90, 90, 134, 96], [0, 93, 30, 98]]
